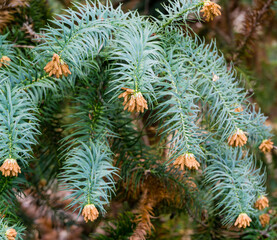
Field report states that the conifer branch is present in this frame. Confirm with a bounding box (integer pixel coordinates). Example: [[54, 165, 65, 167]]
[[0, 0, 273, 235], [204, 144, 266, 227], [0, 217, 25, 240], [160, 0, 203, 28], [0, 82, 39, 168]]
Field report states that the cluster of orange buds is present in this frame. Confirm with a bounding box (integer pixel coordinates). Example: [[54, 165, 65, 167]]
[[200, 0, 221, 22], [255, 196, 270, 227], [234, 106, 243, 113], [234, 196, 271, 229], [82, 204, 99, 223], [234, 213, 252, 228], [228, 128, 247, 147], [259, 213, 270, 227], [173, 153, 200, 171], [0, 56, 11, 68], [44, 53, 71, 78], [259, 139, 274, 153], [255, 196, 269, 210], [118, 87, 148, 113], [5, 228, 17, 240], [0, 158, 21, 177]]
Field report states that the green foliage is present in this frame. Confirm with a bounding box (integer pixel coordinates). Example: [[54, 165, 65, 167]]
[[61, 140, 117, 214], [0, 174, 26, 217], [0, 83, 39, 166], [93, 212, 135, 239], [0, 0, 274, 238], [0, 35, 14, 60], [159, 0, 203, 27], [29, 95, 65, 183], [0, 217, 25, 240], [204, 144, 265, 226], [29, 0, 52, 31], [109, 19, 163, 102], [155, 28, 204, 163]]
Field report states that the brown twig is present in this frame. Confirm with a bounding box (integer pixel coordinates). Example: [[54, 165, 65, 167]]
[[13, 44, 35, 48], [21, 21, 43, 42], [244, 223, 277, 238], [233, 0, 274, 62], [184, 201, 208, 228]]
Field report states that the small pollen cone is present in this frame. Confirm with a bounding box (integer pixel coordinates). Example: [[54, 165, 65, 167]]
[[234, 213, 252, 229], [259, 139, 273, 153], [212, 73, 219, 82], [118, 88, 148, 113], [228, 128, 247, 147], [259, 213, 270, 227], [5, 228, 17, 240], [44, 53, 71, 78], [255, 196, 269, 210], [82, 204, 99, 223], [0, 159, 21, 177], [60, 61, 71, 77], [173, 153, 200, 170], [0, 56, 11, 67], [234, 106, 243, 113], [200, 0, 221, 22]]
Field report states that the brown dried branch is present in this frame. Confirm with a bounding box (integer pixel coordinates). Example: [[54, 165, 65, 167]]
[[12, 44, 35, 48], [130, 176, 169, 240], [0, 0, 29, 31], [21, 21, 42, 42], [233, 0, 274, 62], [129, 172, 206, 239]]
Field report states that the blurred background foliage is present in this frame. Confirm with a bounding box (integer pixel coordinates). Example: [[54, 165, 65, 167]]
[[1, 0, 276, 239]]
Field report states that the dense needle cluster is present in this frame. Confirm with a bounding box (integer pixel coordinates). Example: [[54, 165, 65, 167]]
[[118, 87, 148, 113], [200, 0, 221, 22], [0, 0, 274, 237], [44, 53, 71, 78], [0, 159, 21, 177]]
